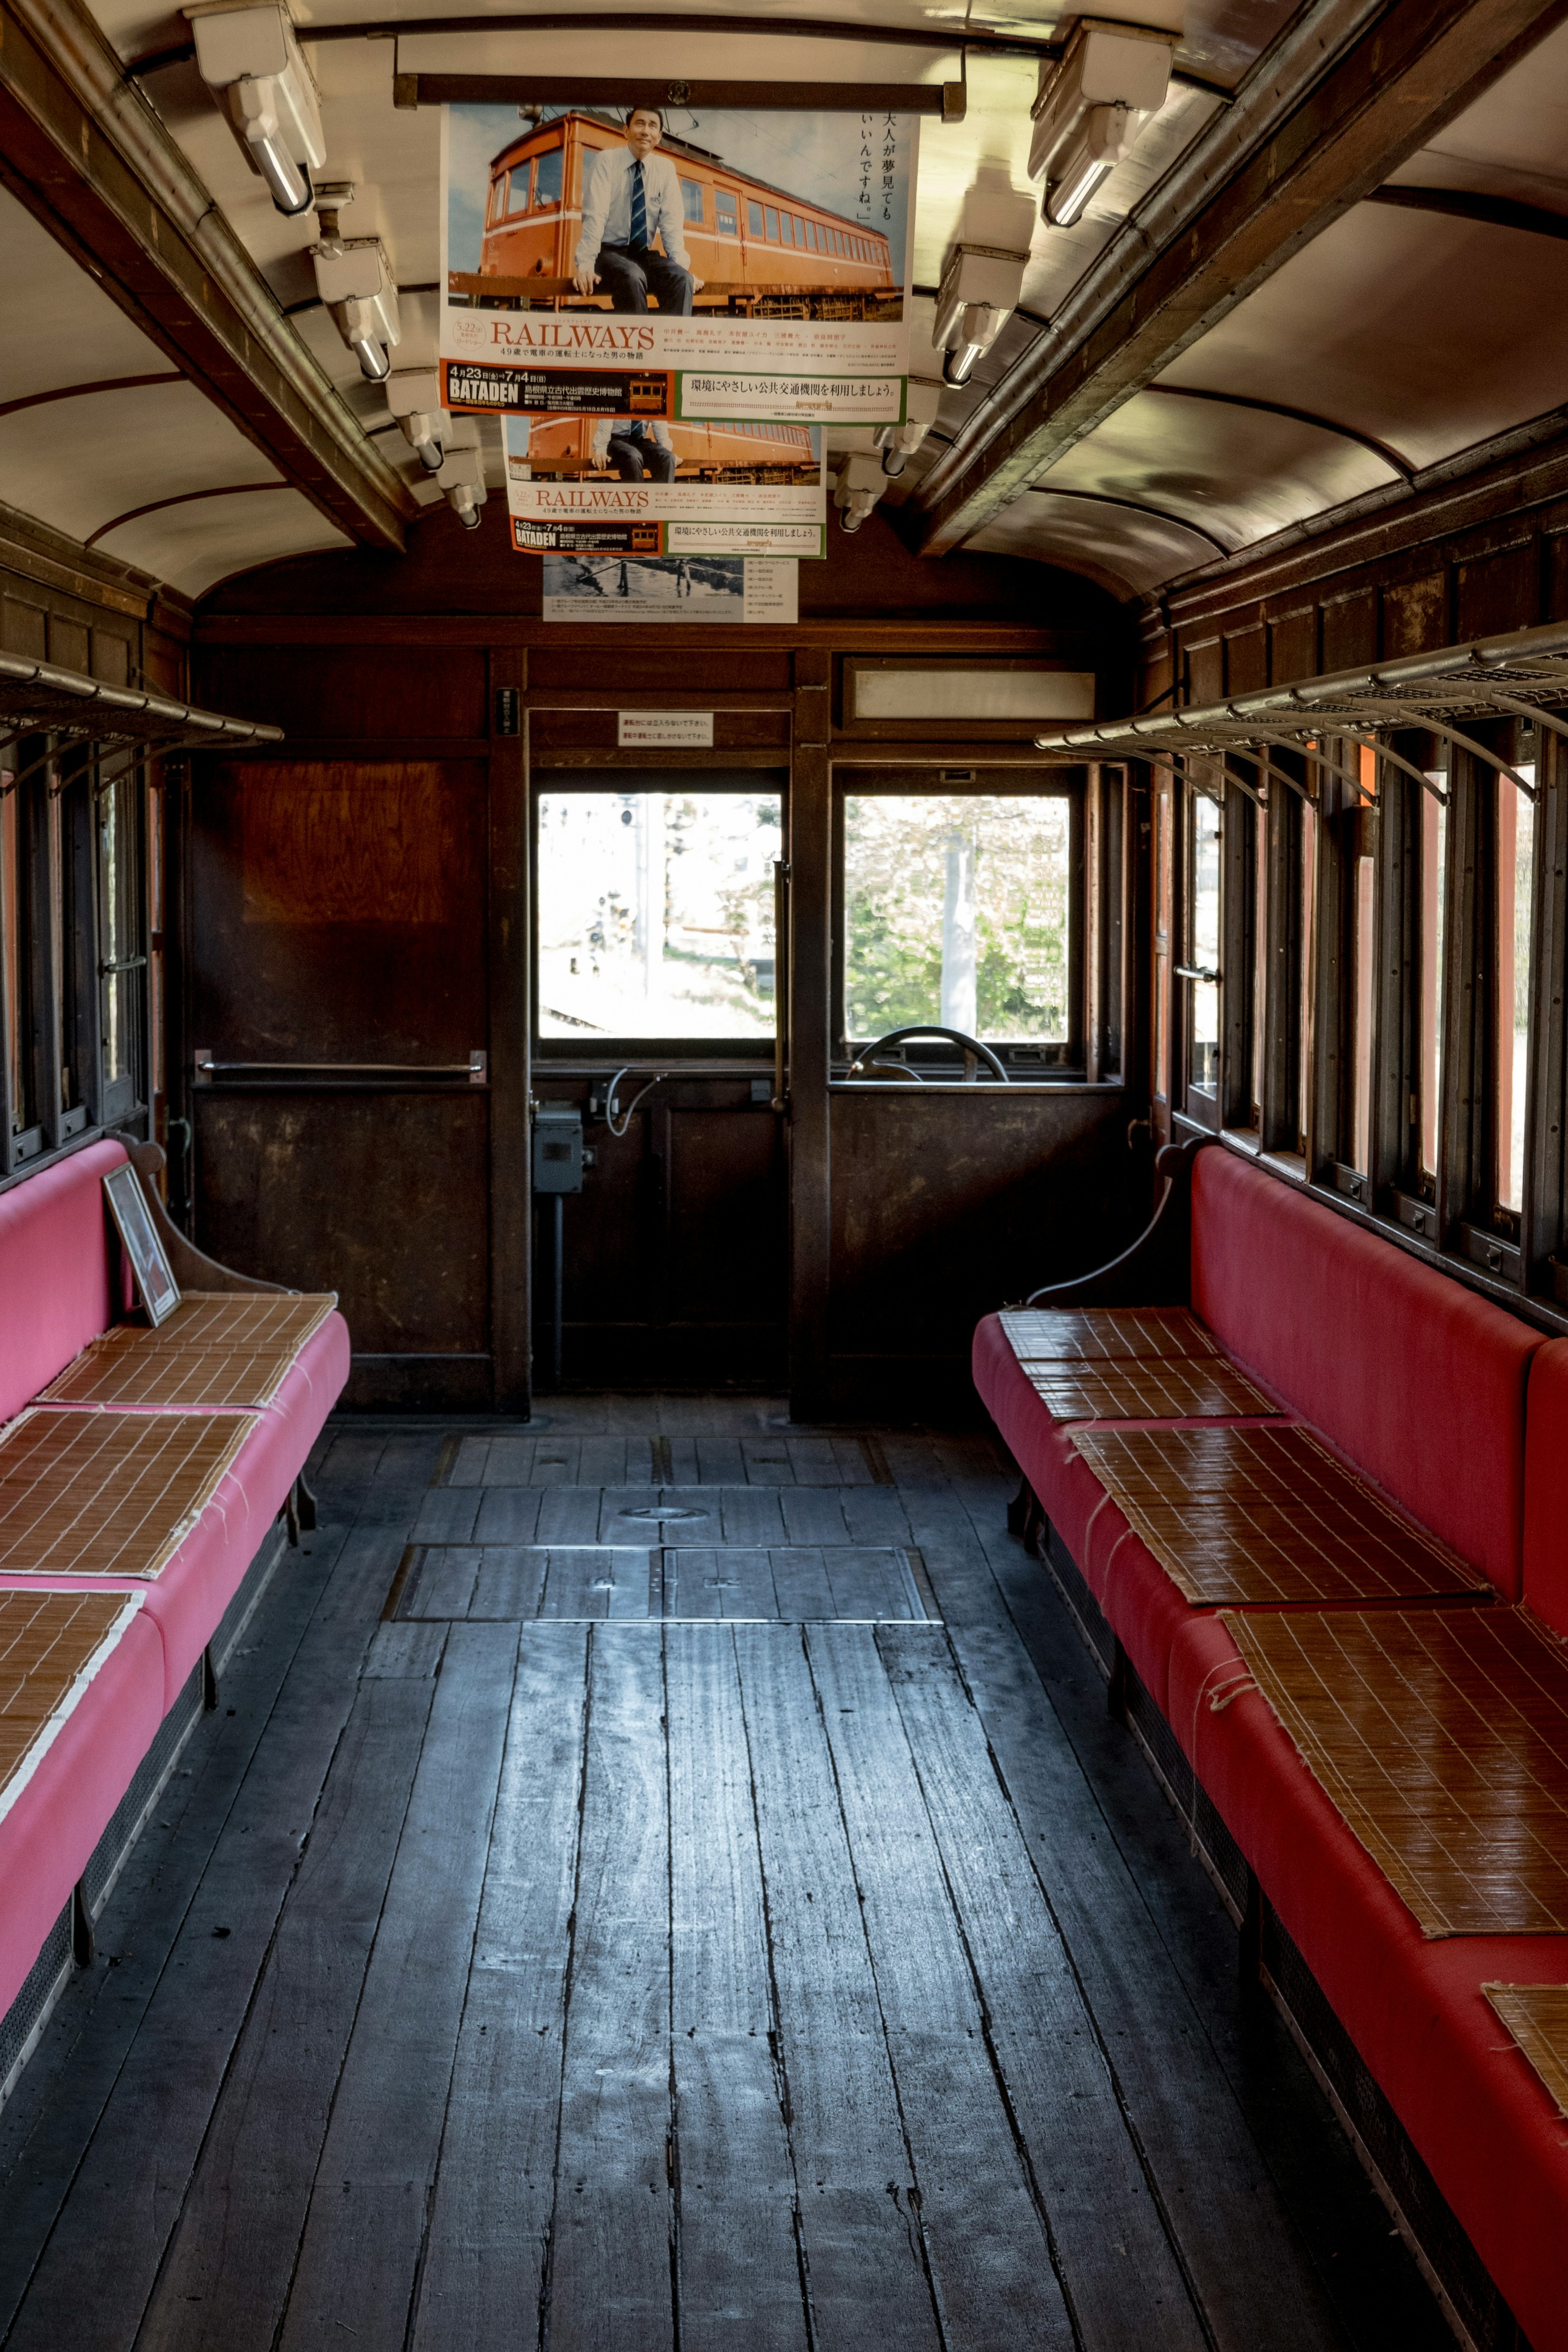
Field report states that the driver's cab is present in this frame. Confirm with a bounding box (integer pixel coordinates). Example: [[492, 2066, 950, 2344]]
[[531, 755, 1134, 1420]]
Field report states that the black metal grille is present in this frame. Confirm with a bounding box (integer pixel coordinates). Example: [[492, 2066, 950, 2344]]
[[0, 1902, 72, 2107]]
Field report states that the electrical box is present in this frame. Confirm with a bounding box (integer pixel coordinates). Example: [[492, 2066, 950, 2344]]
[[533, 1105, 584, 1194]]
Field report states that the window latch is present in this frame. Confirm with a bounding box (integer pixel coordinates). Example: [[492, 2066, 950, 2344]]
[[1174, 964, 1221, 984]]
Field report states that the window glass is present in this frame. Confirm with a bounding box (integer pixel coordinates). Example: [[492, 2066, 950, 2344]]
[[794, 216, 807, 245], [680, 177, 704, 225], [1418, 773, 1447, 1188], [1349, 838, 1375, 1176], [1250, 795, 1267, 1128], [1298, 802, 1316, 1154], [716, 189, 738, 235], [780, 212, 794, 245], [506, 165, 530, 218], [748, 200, 764, 236], [535, 148, 563, 206], [98, 766, 143, 1098], [537, 791, 779, 1040], [1187, 788, 1220, 1093], [1497, 766, 1536, 1216], [1153, 778, 1170, 1102], [843, 794, 1071, 1045], [765, 206, 779, 239], [0, 780, 29, 1141]]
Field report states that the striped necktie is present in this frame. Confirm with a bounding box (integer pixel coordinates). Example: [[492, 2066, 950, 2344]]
[[629, 158, 646, 249]]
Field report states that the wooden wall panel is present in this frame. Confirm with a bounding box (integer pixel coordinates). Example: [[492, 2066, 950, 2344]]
[[1320, 589, 1377, 674], [191, 762, 487, 1062], [1185, 637, 1223, 706], [1225, 624, 1267, 696], [1269, 606, 1317, 685], [826, 1088, 1137, 1412], [1454, 542, 1537, 641], [1382, 572, 1449, 657], [196, 644, 488, 738], [530, 708, 790, 751], [192, 1091, 491, 1359], [529, 650, 793, 697]]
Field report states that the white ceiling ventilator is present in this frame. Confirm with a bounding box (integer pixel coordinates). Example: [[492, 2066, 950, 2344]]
[[1029, 18, 1176, 227], [932, 179, 1038, 388], [386, 368, 450, 474], [311, 236, 401, 383], [186, 2, 325, 218], [436, 417, 489, 530]]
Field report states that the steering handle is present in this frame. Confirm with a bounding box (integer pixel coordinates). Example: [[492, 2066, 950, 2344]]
[[848, 1025, 1010, 1083]]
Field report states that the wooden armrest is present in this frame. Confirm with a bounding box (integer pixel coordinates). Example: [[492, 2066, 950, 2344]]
[[122, 1141, 291, 1297], [1024, 1134, 1212, 1310]]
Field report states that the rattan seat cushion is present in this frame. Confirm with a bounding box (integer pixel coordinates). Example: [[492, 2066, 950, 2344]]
[[1021, 1357, 1278, 1422], [1000, 1307, 1219, 1362], [0, 1589, 139, 1819], [41, 1343, 297, 1411], [1074, 1426, 1485, 1607], [1483, 1984, 1568, 2118], [0, 1410, 256, 1581], [102, 1293, 336, 1355], [1225, 1607, 1568, 1936]]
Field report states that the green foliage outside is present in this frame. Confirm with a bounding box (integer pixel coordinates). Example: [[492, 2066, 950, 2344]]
[[843, 795, 1071, 1042]]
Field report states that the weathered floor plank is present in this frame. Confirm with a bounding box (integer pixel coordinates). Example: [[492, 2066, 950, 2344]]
[[546, 1626, 675, 2352], [411, 1625, 590, 2348], [668, 1627, 808, 2351]]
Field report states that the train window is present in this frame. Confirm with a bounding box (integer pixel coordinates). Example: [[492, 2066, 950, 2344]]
[[1186, 785, 1221, 1099], [1298, 799, 1316, 1156], [503, 166, 529, 219], [98, 764, 145, 1124], [716, 189, 738, 236], [780, 213, 794, 245], [765, 207, 779, 239], [1250, 787, 1267, 1129], [535, 787, 781, 1045], [1495, 762, 1536, 1221], [793, 216, 807, 245], [1349, 811, 1376, 1178], [840, 791, 1076, 1058], [0, 779, 34, 1154], [748, 200, 764, 236], [680, 178, 704, 225], [1153, 774, 1171, 1107], [1417, 765, 1448, 1191], [535, 149, 562, 208]]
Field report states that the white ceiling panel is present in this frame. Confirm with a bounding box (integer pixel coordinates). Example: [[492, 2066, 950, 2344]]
[[0, 186, 171, 406], [95, 484, 352, 596], [0, 381, 279, 546], [966, 487, 1220, 597], [1033, 389, 1396, 551], [1389, 14, 1568, 210], [1157, 205, 1568, 472]]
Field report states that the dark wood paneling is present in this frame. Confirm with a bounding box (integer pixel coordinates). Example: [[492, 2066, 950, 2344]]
[[190, 762, 487, 1062], [1185, 638, 1223, 707], [1224, 624, 1267, 696], [529, 651, 793, 697], [1454, 541, 1536, 640], [1320, 589, 1377, 674], [825, 1088, 1137, 1410], [1269, 606, 1317, 686], [196, 645, 488, 738], [1383, 572, 1450, 658], [192, 1090, 491, 1359], [1, 597, 46, 657], [666, 1105, 787, 1323]]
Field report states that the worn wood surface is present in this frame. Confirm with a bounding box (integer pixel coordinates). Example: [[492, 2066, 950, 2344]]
[[0, 1402, 1449, 2351]]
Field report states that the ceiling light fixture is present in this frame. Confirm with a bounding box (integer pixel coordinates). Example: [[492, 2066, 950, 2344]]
[[311, 214, 401, 382], [833, 452, 887, 534], [875, 375, 944, 477], [436, 422, 489, 530], [1029, 17, 1176, 229], [386, 368, 449, 473], [932, 179, 1037, 388], [186, 1, 325, 218]]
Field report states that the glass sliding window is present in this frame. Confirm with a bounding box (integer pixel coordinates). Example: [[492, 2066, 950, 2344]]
[[98, 764, 145, 1121], [1496, 763, 1536, 1220], [1186, 786, 1220, 1095], [0, 779, 32, 1150], [536, 788, 780, 1042], [1153, 774, 1171, 1105], [1298, 800, 1316, 1156], [842, 792, 1072, 1049], [1417, 766, 1447, 1193], [1250, 791, 1267, 1129]]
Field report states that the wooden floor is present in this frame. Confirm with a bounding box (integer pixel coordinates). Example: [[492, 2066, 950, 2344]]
[[0, 1400, 1453, 2351]]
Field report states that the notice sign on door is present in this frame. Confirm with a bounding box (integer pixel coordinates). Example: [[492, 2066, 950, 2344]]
[[617, 711, 715, 748]]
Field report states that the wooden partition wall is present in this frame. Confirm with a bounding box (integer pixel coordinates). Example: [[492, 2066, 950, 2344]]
[[183, 509, 1139, 1414]]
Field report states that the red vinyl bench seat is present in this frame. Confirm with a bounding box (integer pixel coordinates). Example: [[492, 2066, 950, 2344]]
[[972, 1141, 1568, 2347]]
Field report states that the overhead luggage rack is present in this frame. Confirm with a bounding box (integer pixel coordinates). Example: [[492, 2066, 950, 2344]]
[[1031, 615, 1568, 800], [0, 651, 283, 758]]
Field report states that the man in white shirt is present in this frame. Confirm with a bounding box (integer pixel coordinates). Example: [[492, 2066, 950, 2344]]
[[591, 415, 677, 482], [572, 105, 704, 315]]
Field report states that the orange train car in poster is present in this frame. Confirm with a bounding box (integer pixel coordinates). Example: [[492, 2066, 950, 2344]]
[[512, 415, 819, 483], [464, 110, 898, 318]]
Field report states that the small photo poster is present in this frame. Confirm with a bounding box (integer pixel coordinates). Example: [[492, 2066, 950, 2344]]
[[102, 1163, 180, 1327], [541, 555, 797, 624]]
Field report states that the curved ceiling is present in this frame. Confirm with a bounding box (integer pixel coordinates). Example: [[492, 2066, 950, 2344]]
[[2, 0, 1567, 606]]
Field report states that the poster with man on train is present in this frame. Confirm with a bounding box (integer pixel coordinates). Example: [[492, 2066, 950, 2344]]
[[440, 100, 917, 427], [501, 411, 826, 559]]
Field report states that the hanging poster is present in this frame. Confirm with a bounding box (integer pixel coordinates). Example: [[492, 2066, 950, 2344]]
[[503, 411, 824, 558], [541, 555, 797, 624], [441, 102, 916, 425]]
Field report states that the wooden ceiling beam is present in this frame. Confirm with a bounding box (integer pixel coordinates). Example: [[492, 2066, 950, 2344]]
[[0, 0, 415, 555], [908, 0, 1568, 557]]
